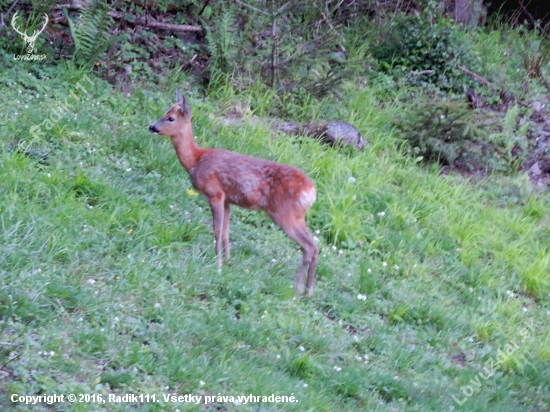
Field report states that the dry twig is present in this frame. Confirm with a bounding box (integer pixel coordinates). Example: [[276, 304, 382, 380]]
[[456, 65, 491, 86]]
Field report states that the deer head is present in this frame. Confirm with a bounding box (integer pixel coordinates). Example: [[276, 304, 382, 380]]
[[12, 12, 49, 54], [149, 90, 192, 137]]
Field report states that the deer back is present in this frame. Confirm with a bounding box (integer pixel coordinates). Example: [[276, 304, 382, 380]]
[[189, 149, 315, 213]]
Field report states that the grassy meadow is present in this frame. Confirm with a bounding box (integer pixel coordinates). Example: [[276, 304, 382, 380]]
[[1, 57, 550, 411]]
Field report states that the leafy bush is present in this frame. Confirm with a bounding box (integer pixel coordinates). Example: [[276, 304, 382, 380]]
[[394, 95, 534, 173], [372, 12, 481, 92], [393, 97, 486, 165]]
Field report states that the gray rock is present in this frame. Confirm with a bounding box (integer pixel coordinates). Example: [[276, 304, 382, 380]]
[[330, 51, 346, 64], [307, 121, 365, 150], [530, 162, 542, 176]]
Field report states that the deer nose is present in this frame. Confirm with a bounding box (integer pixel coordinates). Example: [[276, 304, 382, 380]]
[[149, 125, 158, 133]]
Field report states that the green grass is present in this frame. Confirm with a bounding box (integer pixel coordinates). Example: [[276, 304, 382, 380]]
[[1, 62, 550, 412]]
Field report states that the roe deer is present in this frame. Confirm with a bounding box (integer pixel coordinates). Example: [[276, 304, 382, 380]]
[[149, 91, 319, 296]]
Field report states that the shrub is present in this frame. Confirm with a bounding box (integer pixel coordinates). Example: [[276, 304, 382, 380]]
[[371, 12, 481, 92], [393, 97, 486, 165]]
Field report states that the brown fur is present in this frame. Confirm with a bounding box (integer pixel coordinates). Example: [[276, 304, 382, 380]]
[[149, 91, 319, 296]]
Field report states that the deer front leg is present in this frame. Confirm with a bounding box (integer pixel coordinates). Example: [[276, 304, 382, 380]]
[[223, 203, 231, 262], [208, 196, 225, 270]]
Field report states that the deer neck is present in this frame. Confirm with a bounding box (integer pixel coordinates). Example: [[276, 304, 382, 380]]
[[170, 122, 203, 172]]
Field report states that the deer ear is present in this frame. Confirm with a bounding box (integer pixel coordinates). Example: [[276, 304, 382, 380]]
[[180, 97, 191, 117], [175, 90, 183, 104]]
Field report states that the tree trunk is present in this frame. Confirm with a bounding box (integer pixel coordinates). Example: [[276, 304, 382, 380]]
[[454, 0, 471, 23], [440, 0, 486, 26]]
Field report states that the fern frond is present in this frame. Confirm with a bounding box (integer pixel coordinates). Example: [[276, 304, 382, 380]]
[[502, 105, 519, 140], [205, 8, 237, 74], [64, 1, 115, 66]]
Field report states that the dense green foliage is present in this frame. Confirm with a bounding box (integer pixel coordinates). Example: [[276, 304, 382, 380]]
[[372, 12, 481, 92]]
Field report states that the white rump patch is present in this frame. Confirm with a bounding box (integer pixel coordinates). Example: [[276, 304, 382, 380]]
[[299, 187, 316, 208]]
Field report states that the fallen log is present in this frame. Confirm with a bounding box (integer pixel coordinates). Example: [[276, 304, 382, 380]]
[[224, 116, 365, 150], [54, 4, 203, 33], [109, 10, 203, 33]]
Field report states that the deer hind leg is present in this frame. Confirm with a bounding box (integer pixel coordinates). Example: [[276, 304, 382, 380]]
[[268, 212, 318, 296], [299, 222, 318, 297], [223, 203, 231, 262], [208, 195, 225, 270], [304, 226, 319, 297]]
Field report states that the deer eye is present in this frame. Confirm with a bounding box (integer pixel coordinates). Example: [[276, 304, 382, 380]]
[[168, 117, 174, 122]]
